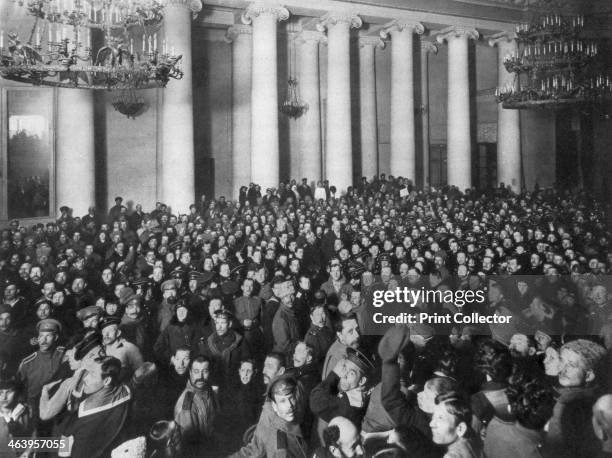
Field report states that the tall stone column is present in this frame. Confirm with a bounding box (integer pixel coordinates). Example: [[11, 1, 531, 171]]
[[242, 3, 289, 190], [358, 36, 383, 180], [298, 30, 324, 184], [489, 32, 521, 192], [437, 26, 479, 190], [226, 25, 252, 199], [56, 89, 95, 216], [381, 20, 424, 182], [420, 40, 437, 188], [317, 12, 362, 193], [161, 0, 201, 213]]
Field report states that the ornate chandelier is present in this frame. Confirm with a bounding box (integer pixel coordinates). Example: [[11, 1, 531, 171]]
[[280, 77, 307, 118], [280, 31, 307, 119], [0, 0, 184, 90], [496, 14, 611, 109]]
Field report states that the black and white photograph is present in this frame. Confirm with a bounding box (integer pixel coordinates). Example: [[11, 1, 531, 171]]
[[0, 0, 611, 456]]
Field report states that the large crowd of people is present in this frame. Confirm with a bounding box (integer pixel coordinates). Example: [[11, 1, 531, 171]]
[[0, 175, 611, 457]]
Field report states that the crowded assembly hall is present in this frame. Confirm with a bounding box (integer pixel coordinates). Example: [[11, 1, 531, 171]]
[[1, 0, 612, 456]]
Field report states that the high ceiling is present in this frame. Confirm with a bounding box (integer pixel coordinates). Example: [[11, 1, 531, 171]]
[[199, 0, 612, 36]]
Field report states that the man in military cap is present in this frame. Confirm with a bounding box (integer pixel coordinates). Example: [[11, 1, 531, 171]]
[[101, 315, 144, 382], [76, 305, 102, 331], [169, 266, 186, 290], [311, 347, 375, 442], [230, 374, 307, 457], [119, 288, 153, 360], [16, 318, 65, 430], [201, 309, 250, 391]]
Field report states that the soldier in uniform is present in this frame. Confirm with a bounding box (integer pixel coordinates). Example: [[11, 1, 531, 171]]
[[16, 318, 65, 433], [230, 374, 308, 458]]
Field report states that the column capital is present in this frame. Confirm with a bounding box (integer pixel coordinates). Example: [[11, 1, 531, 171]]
[[225, 24, 252, 43], [241, 3, 290, 24], [487, 31, 517, 48], [420, 40, 438, 54], [435, 26, 479, 44], [380, 19, 424, 40], [298, 30, 327, 45], [359, 35, 385, 49], [162, 0, 202, 14], [316, 12, 362, 32]]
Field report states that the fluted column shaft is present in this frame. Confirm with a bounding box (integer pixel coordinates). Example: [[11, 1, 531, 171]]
[[420, 41, 437, 188], [437, 27, 478, 190], [490, 32, 521, 192], [56, 89, 95, 215], [318, 13, 362, 192], [359, 37, 381, 179], [243, 4, 289, 190], [227, 25, 252, 199], [161, 0, 201, 212], [298, 31, 324, 183], [382, 21, 423, 182]]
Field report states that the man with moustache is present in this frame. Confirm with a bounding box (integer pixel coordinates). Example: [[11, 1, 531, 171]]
[[16, 318, 65, 430], [174, 356, 218, 455]]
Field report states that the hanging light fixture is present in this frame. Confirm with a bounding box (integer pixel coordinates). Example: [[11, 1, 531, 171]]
[[496, 13, 611, 109], [280, 30, 307, 119], [0, 0, 184, 90], [112, 87, 144, 118]]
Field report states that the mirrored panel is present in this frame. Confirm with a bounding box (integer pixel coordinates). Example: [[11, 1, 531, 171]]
[[7, 89, 53, 219]]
